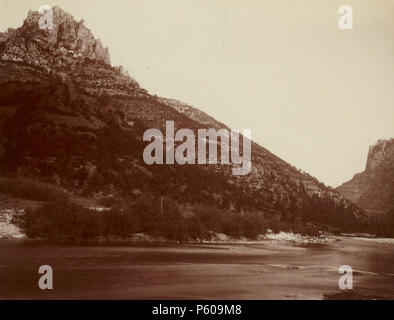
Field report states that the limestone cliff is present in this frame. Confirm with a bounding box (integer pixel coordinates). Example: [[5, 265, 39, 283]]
[[0, 6, 110, 71], [337, 139, 394, 215]]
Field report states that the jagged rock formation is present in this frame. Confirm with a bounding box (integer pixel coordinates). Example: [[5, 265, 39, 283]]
[[0, 7, 366, 234], [0, 6, 110, 70], [337, 139, 394, 215]]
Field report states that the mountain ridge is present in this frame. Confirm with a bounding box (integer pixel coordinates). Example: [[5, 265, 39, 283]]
[[0, 7, 374, 240]]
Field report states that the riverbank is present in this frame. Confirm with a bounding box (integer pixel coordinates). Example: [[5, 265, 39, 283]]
[[0, 207, 332, 244], [2, 206, 391, 245], [0, 224, 332, 245]]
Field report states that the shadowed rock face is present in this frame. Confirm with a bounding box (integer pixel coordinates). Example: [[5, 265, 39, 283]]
[[337, 139, 394, 215]]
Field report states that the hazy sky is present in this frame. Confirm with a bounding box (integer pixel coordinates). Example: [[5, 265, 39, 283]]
[[1, 0, 393, 187]]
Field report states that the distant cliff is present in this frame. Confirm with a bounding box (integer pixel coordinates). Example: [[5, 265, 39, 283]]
[[337, 139, 394, 216]]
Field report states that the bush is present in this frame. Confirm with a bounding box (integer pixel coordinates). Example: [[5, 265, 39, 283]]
[[20, 196, 192, 242], [22, 198, 101, 242]]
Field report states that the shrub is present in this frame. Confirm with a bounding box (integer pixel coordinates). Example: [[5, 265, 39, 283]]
[[22, 198, 100, 242], [20, 195, 342, 243]]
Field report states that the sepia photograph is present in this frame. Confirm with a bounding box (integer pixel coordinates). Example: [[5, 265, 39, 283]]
[[0, 0, 393, 306]]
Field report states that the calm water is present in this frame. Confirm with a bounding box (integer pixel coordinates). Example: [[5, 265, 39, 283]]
[[0, 237, 393, 300]]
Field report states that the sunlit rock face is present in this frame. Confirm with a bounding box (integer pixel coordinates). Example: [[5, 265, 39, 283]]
[[0, 6, 110, 69], [366, 139, 394, 172], [337, 138, 394, 216]]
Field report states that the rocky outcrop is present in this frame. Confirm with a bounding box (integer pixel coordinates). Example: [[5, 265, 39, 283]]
[[337, 139, 394, 215], [366, 139, 394, 172], [0, 6, 110, 69]]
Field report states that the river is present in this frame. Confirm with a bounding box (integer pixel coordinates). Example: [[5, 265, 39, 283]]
[[0, 237, 393, 299]]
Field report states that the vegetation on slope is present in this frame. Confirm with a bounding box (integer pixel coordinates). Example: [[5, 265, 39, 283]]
[[18, 193, 394, 243]]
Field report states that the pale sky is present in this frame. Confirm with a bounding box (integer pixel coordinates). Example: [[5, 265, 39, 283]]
[[1, 0, 393, 187]]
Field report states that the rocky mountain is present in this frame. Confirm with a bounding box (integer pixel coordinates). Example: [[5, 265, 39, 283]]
[[0, 7, 369, 239], [337, 139, 394, 216]]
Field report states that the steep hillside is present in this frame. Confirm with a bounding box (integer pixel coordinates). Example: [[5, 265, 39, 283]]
[[337, 139, 394, 216], [0, 7, 369, 240]]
